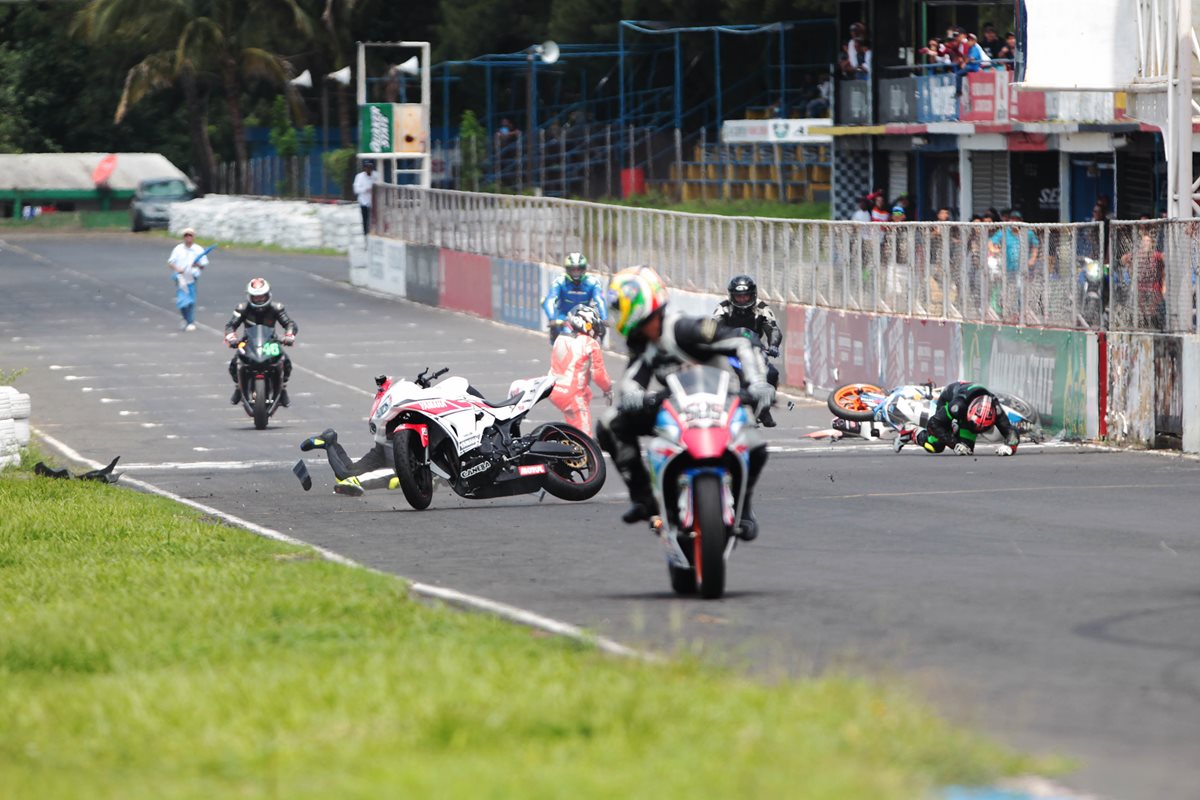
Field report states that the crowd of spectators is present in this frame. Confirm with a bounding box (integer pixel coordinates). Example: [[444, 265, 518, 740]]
[[916, 22, 1017, 92]]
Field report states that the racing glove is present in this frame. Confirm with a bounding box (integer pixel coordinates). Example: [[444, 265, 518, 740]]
[[747, 381, 775, 416], [618, 388, 648, 414], [953, 442, 973, 456], [766, 346, 780, 358], [224, 332, 238, 347], [996, 444, 1016, 457], [282, 332, 296, 345]]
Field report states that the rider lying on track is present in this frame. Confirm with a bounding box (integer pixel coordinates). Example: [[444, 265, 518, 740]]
[[894, 381, 1019, 456], [595, 266, 774, 541]]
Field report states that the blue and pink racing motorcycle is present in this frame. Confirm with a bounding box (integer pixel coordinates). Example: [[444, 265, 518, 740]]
[[645, 365, 759, 600], [826, 382, 1042, 444]]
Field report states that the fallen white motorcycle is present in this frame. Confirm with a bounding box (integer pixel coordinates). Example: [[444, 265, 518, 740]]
[[372, 367, 606, 509]]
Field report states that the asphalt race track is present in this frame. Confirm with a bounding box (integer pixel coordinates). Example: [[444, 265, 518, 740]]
[[3, 233, 1199, 799]]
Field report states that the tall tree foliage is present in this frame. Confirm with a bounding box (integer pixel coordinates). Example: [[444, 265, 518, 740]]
[[75, 0, 314, 192]]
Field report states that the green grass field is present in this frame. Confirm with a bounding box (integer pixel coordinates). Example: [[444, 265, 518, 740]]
[[0, 454, 1056, 799], [0, 210, 130, 230]]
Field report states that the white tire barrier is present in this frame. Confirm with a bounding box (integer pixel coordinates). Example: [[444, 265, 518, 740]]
[[0, 386, 31, 470], [168, 195, 361, 253]]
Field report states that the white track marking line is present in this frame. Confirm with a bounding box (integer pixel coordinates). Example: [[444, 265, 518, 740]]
[[33, 427, 654, 662], [815, 482, 1189, 501]]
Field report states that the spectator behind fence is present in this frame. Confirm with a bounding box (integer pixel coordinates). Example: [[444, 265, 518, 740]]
[[807, 74, 832, 117], [997, 31, 1018, 62], [870, 194, 890, 222], [851, 197, 872, 222], [919, 38, 952, 67], [840, 22, 872, 79], [953, 30, 984, 94], [980, 24, 1005, 60], [1121, 233, 1166, 329]]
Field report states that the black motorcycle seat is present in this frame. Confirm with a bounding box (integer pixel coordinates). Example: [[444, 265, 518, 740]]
[[481, 393, 522, 409]]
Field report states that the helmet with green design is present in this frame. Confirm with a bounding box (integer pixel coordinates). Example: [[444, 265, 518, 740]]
[[563, 252, 588, 285], [607, 266, 668, 338]]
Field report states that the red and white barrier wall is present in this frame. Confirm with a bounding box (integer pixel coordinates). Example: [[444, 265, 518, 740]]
[[350, 237, 1200, 450]]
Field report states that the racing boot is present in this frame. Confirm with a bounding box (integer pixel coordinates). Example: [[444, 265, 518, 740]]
[[618, 464, 660, 525], [758, 407, 777, 428], [893, 427, 913, 453], [279, 387, 290, 408], [735, 497, 759, 541], [230, 387, 242, 405], [333, 475, 364, 497], [300, 428, 338, 452]]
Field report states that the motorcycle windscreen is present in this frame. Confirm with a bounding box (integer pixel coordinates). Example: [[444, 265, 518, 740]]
[[243, 325, 281, 362], [668, 365, 729, 401]]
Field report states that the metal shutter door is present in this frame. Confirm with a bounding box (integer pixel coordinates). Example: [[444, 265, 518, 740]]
[[971, 151, 1010, 212]]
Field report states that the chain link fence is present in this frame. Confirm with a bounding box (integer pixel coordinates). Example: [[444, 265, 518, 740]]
[[376, 184, 1131, 331], [1108, 219, 1200, 334]]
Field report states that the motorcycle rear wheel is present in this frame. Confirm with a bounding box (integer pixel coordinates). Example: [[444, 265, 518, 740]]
[[693, 473, 728, 600], [252, 377, 269, 430], [827, 382, 883, 421], [391, 430, 434, 510], [539, 425, 606, 501]]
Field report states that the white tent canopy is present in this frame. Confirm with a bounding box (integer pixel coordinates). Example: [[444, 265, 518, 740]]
[[0, 153, 189, 192]]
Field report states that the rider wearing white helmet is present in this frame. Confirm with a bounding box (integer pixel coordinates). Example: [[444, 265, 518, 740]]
[[224, 277, 298, 406]]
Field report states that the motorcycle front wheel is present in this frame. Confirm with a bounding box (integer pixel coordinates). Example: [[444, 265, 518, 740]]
[[252, 376, 269, 430], [391, 430, 434, 510], [827, 382, 883, 421], [539, 425, 606, 501], [693, 473, 728, 600]]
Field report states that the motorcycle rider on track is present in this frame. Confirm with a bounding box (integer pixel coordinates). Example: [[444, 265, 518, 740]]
[[713, 274, 783, 427], [596, 266, 774, 541], [224, 277, 298, 407], [893, 381, 1020, 456], [542, 252, 608, 344], [549, 304, 613, 434]]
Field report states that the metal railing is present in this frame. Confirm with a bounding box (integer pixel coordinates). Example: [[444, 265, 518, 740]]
[[376, 184, 1136, 331]]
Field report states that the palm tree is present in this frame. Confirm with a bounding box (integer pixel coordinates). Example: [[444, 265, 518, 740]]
[[75, 0, 314, 192]]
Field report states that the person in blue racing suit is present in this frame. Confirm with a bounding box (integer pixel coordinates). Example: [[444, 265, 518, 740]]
[[542, 252, 607, 344]]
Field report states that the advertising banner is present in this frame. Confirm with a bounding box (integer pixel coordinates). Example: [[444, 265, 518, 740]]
[[722, 119, 833, 144], [917, 73, 958, 122], [359, 103, 395, 154], [873, 317, 960, 388], [491, 258, 543, 331], [783, 304, 807, 390], [367, 235, 386, 282], [439, 250, 492, 318], [879, 77, 918, 124], [804, 308, 873, 392], [384, 239, 407, 298], [961, 324, 1088, 437], [406, 244, 440, 306], [1154, 336, 1183, 446], [960, 72, 1011, 122]]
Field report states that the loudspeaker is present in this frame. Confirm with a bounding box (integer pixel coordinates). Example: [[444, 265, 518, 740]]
[[392, 56, 420, 77], [288, 69, 313, 89], [536, 40, 559, 65], [327, 66, 352, 86]]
